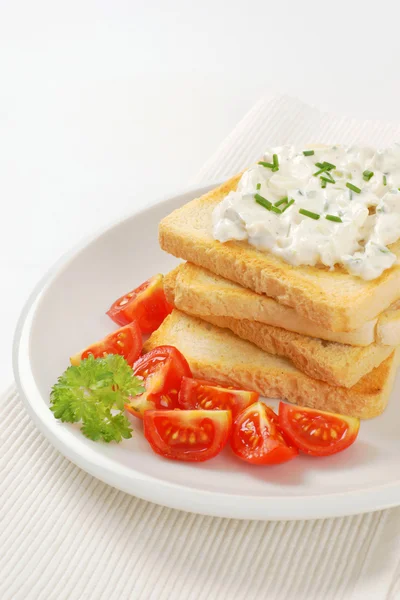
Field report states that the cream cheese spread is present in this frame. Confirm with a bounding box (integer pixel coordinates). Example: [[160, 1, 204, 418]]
[[212, 145, 400, 280]]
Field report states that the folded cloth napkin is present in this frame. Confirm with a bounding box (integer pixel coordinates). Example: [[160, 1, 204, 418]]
[[2, 95, 400, 600]]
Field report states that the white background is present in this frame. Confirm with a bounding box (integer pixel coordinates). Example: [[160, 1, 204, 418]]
[[2, 0, 400, 386]]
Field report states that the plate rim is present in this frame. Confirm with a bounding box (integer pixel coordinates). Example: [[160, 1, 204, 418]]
[[12, 180, 400, 521]]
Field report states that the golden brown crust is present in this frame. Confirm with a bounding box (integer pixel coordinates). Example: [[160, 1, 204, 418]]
[[165, 267, 393, 387], [159, 175, 400, 332], [164, 263, 378, 346], [144, 311, 398, 419]]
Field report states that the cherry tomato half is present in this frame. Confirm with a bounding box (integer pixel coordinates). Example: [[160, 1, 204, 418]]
[[70, 321, 142, 367], [278, 403, 360, 456], [231, 402, 298, 465], [144, 409, 232, 461], [178, 377, 258, 418], [125, 345, 192, 418], [107, 274, 172, 333]]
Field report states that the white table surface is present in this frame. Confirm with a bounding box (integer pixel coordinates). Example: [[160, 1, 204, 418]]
[[2, 0, 400, 387]]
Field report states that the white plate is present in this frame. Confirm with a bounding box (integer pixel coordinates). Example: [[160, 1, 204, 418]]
[[13, 182, 400, 521]]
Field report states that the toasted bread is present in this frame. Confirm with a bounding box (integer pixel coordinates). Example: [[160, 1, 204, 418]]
[[159, 175, 400, 332], [164, 269, 394, 387], [376, 299, 400, 345], [144, 310, 399, 419], [165, 263, 378, 346], [165, 263, 400, 347]]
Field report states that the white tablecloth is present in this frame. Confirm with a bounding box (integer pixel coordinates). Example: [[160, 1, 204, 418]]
[[3, 95, 400, 600]]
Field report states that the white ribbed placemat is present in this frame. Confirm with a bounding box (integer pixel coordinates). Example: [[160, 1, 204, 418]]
[[3, 94, 400, 600]]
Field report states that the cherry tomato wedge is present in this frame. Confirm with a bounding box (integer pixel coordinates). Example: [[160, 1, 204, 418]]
[[278, 403, 360, 456], [106, 274, 172, 333], [125, 346, 192, 418], [178, 377, 258, 418], [144, 409, 232, 462], [70, 321, 142, 367], [231, 402, 298, 465]]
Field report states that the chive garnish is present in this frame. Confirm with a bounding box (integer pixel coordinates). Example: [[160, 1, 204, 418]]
[[275, 197, 288, 207], [315, 161, 335, 172], [363, 170, 374, 182], [272, 154, 279, 172], [326, 215, 343, 223], [321, 179, 327, 188], [303, 150, 314, 156], [270, 205, 282, 214], [299, 208, 320, 220], [383, 175, 387, 186], [258, 161, 274, 169], [346, 182, 361, 194], [321, 174, 335, 184], [256, 183, 261, 190], [313, 168, 326, 177], [255, 194, 272, 210], [281, 198, 295, 212]]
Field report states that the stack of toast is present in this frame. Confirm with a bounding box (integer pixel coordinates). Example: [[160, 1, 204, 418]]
[[145, 174, 400, 418]]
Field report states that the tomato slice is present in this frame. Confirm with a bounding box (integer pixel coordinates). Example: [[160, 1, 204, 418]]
[[70, 321, 142, 367], [144, 409, 232, 461], [178, 377, 258, 418], [125, 346, 192, 418], [278, 403, 360, 457], [106, 274, 172, 333], [231, 402, 298, 465]]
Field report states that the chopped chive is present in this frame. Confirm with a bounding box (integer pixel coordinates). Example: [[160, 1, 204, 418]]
[[383, 175, 387, 186], [321, 174, 335, 184], [272, 154, 279, 170], [326, 214, 343, 223], [303, 150, 314, 156], [299, 208, 320, 220], [270, 205, 282, 214], [256, 183, 261, 190], [363, 170, 374, 182], [346, 182, 361, 194], [281, 198, 295, 212], [313, 168, 327, 177], [315, 161, 335, 172], [258, 161, 274, 169], [275, 197, 288, 207], [321, 179, 327, 188], [255, 193, 272, 210]]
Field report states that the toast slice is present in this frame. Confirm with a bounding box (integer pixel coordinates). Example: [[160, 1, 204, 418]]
[[165, 263, 376, 346], [159, 175, 400, 332], [164, 269, 394, 388], [165, 263, 400, 347], [376, 299, 400, 345], [144, 310, 399, 419]]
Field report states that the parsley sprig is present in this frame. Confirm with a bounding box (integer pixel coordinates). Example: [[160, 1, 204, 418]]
[[50, 354, 145, 443]]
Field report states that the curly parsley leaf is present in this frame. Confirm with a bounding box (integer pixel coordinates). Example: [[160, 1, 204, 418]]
[[50, 354, 145, 443]]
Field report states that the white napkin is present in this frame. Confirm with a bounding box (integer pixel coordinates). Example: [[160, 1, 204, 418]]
[[3, 94, 400, 600]]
